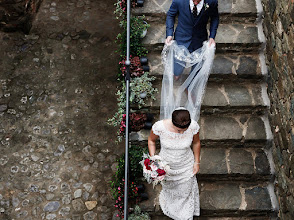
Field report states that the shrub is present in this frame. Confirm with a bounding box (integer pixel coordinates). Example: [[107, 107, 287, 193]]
[[108, 73, 157, 142], [120, 112, 148, 134], [119, 56, 144, 78], [116, 16, 149, 58], [114, 0, 137, 18], [110, 146, 148, 218], [128, 205, 151, 220]]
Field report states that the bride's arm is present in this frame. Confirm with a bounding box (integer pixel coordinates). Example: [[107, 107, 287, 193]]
[[192, 132, 201, 174], [148, 129, 159, 156]]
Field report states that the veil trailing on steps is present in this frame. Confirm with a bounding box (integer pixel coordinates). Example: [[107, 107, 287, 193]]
[[160, 40, 216, 122]]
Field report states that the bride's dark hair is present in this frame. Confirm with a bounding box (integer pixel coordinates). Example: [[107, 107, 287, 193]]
[[172, 109, 191, 129]]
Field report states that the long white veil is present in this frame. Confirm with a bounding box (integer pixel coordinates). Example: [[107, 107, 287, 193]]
[[160, 40, 216, 121]]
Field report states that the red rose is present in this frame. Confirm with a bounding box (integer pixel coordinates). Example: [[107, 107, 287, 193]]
[[144, 158, 150, 166], [157, 169, 166, 176], [144, 158, 151, 170]]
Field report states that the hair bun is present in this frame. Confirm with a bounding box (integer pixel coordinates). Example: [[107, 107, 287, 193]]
[[172, 107, 191, 129]]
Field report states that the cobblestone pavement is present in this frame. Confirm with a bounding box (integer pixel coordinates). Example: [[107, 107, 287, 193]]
[[0, 0, 123, 219]]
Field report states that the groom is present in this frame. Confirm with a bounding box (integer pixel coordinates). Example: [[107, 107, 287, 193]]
[[166, 0, 219, 78]]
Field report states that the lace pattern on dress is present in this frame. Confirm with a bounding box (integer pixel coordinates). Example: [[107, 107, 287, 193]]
[[153, 119, 200, 219], [190, 120, 200, 135], [151, 121, 163, 136], [152, 120, 200, 139]]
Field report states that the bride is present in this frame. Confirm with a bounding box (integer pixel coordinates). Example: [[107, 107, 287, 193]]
[[146, 38, 215, 219], [148, 107, 201, 219]]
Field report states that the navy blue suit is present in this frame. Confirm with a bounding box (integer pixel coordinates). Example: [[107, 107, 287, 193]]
[[166, 0, 219, 76]]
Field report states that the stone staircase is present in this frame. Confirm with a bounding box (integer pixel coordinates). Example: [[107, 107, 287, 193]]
[[131, 0, 279, 219]]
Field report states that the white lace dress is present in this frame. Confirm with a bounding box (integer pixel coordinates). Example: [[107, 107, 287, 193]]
[[152, 119, 200, 220]]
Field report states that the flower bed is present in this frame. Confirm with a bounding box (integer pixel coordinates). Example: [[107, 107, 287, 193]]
[[110, 146, 149, 218], [120, 112, 147, 134], [109, 0, 155, 218], [120, 56, 144, 77], [108, 1, 157, 142]]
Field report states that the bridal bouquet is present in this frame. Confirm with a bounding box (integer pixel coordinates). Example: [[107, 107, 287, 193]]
[[140, 153, 169, 187]]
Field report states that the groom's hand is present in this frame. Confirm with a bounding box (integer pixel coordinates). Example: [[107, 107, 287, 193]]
[[208, 38, 216, 47], [165, 36, 173, 45]]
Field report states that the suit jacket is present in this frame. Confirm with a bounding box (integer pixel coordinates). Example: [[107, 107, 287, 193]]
[[166, 0, 219, 51]]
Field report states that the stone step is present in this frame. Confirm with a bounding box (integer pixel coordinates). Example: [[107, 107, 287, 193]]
[[142, 23, 261, 52], [151, 216, 274, 220], [140, 181, 278, 218], [197, 147, 272, 181], [147, 52, 265, 82], [146, 147, 273, 181], [133, 0, 258, 23], [148, 147, 272, 181], [133, 81, 269, 115], [130, 114, 272, 148]]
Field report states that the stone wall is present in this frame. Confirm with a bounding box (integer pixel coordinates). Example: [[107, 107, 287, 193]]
[[262, 0, 294, 219], [0, 0, 42, 33]]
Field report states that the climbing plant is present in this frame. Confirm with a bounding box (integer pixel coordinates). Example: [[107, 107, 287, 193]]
[[116, 16, 150, 59], [109, 1, 157, 142], [110, 1, 155, 218]]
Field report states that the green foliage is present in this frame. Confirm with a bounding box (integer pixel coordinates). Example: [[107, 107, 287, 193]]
[[108, 73, 158, 142], [110, 0, 155, 218], [110, 3, 155, 143], [114, 0, 137, 19], [128, 205, 151, 220], [117, 16, 150, 57], [129, 73, 158, 107], [110, 146, 148, 199]]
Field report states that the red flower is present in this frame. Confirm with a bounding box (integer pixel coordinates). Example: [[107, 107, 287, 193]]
[[119, 56, 144, 77], [157, 169, 166, 176], [144, 158, 151, 170]]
